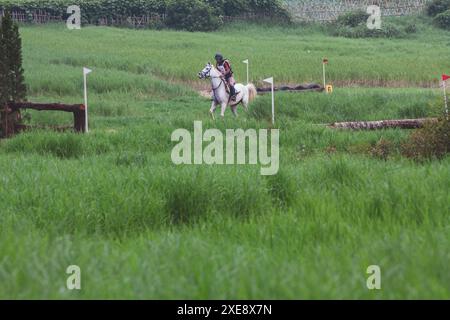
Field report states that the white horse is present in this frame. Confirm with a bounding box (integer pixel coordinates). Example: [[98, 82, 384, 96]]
[[198, 63, 257, 119]]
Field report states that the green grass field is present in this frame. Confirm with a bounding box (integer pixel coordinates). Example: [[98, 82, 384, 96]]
[[0, 19, 449, 299]]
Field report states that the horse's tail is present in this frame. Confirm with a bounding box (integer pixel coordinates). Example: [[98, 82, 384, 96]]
[[246, 83, 257, 103]]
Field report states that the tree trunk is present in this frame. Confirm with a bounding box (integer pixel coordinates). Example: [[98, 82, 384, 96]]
[[328, 118, 438, 130], [1, 106, 21, 138]]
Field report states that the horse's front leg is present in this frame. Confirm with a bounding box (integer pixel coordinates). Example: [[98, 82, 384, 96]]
[[220, 102, 227, 118], [210, 100, 217, 120]]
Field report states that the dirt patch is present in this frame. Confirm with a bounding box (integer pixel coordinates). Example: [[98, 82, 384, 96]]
[[197, 83, 323, 98], [199, 90, 212, 99]]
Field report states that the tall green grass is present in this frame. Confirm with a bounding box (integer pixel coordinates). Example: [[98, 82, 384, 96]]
[[0, 22, 448, 299]]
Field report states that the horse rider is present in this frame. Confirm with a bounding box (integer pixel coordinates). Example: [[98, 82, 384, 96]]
[[215, 53, 238, 101]]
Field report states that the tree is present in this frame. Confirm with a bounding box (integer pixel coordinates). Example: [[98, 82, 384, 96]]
[[1, 10, 27, 102], [0, 14, 8, 138], [0, 17, 7, 106], [165, 0, 222, 32], [0, 11, 26, 138]]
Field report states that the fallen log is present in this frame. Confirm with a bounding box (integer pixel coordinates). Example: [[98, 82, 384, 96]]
[[328, 118, 438, 130], [257, 83, 323, 93]]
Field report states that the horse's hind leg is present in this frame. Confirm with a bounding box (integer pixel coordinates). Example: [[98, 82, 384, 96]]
[[242, 101, 248, 113], [242, 93, 249, 112], [231, 105, 238, 117]]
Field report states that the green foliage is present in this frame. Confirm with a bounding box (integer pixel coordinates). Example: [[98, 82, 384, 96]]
[[426, 0, 450, 17], [2, 12, 26, 101], [402, 118, 450, 161], [0, 11, 26, 102], [0, 0, 290, 30], [207, 0, 289, 17], [434, 9, 450, 30], [0, 27, 7, 107], [331, 11, 417, 39], [207, 0, 248, 16], [0, 24, 449, 299], [336, 10, 369, 28], [331, 23, 407, 39], [3, 130, 111, 158], [165, 0, 222, 32], [0, 0, 168, 17], [404, 22, 418, 34], [370, 138, 394, 161], [0, 10, 27, 138]]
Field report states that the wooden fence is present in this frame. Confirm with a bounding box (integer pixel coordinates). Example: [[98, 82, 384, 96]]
[[0, 9, 165, 28], [96, 14, 165, 28], [0, 10, 63, 24]]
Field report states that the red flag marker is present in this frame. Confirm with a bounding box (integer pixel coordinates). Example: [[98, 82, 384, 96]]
[[442, 74, 450, 81]]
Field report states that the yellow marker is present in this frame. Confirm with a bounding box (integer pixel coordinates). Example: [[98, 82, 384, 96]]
[[326, 84, 333, 94]]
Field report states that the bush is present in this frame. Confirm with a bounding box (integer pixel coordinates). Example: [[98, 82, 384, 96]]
[[434, 9, 450, 30], [165, 0, 222, 32], [336, 10, 369, 27], [207, 0, 289, 18], [330, 10, 414, 39], [404, 22, 418, 34], [380, 23, 404, 38], [426, 0, 450, 17], [331, 22, 407, 39], [402, 118, 450, 161], [370, 138, 394, 161]]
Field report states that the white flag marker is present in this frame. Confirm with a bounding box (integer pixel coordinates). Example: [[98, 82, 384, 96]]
[[243, 59, 249, 85], [83, 67, 92, 133], [444, 81, 449, 120], [322, 58, 328, 91], [263, 77, 275, 125], [442, 75, 450, 120]]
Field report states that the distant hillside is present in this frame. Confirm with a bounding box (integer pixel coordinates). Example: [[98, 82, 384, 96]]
[[283, 0, 431, 22]]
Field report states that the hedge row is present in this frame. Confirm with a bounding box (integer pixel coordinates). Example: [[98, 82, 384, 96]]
[[0, 0, 167, 17], [0, 0, 291, 31]]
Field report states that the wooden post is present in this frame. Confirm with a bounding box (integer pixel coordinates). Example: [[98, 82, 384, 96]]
[[74, 105, 86, 132]]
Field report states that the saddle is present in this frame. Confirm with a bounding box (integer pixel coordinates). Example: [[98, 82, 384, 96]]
[[220, 77, 239, 101]]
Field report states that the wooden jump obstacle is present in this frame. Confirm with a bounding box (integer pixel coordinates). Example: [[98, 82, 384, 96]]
[[1, 102, 86, 138]]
